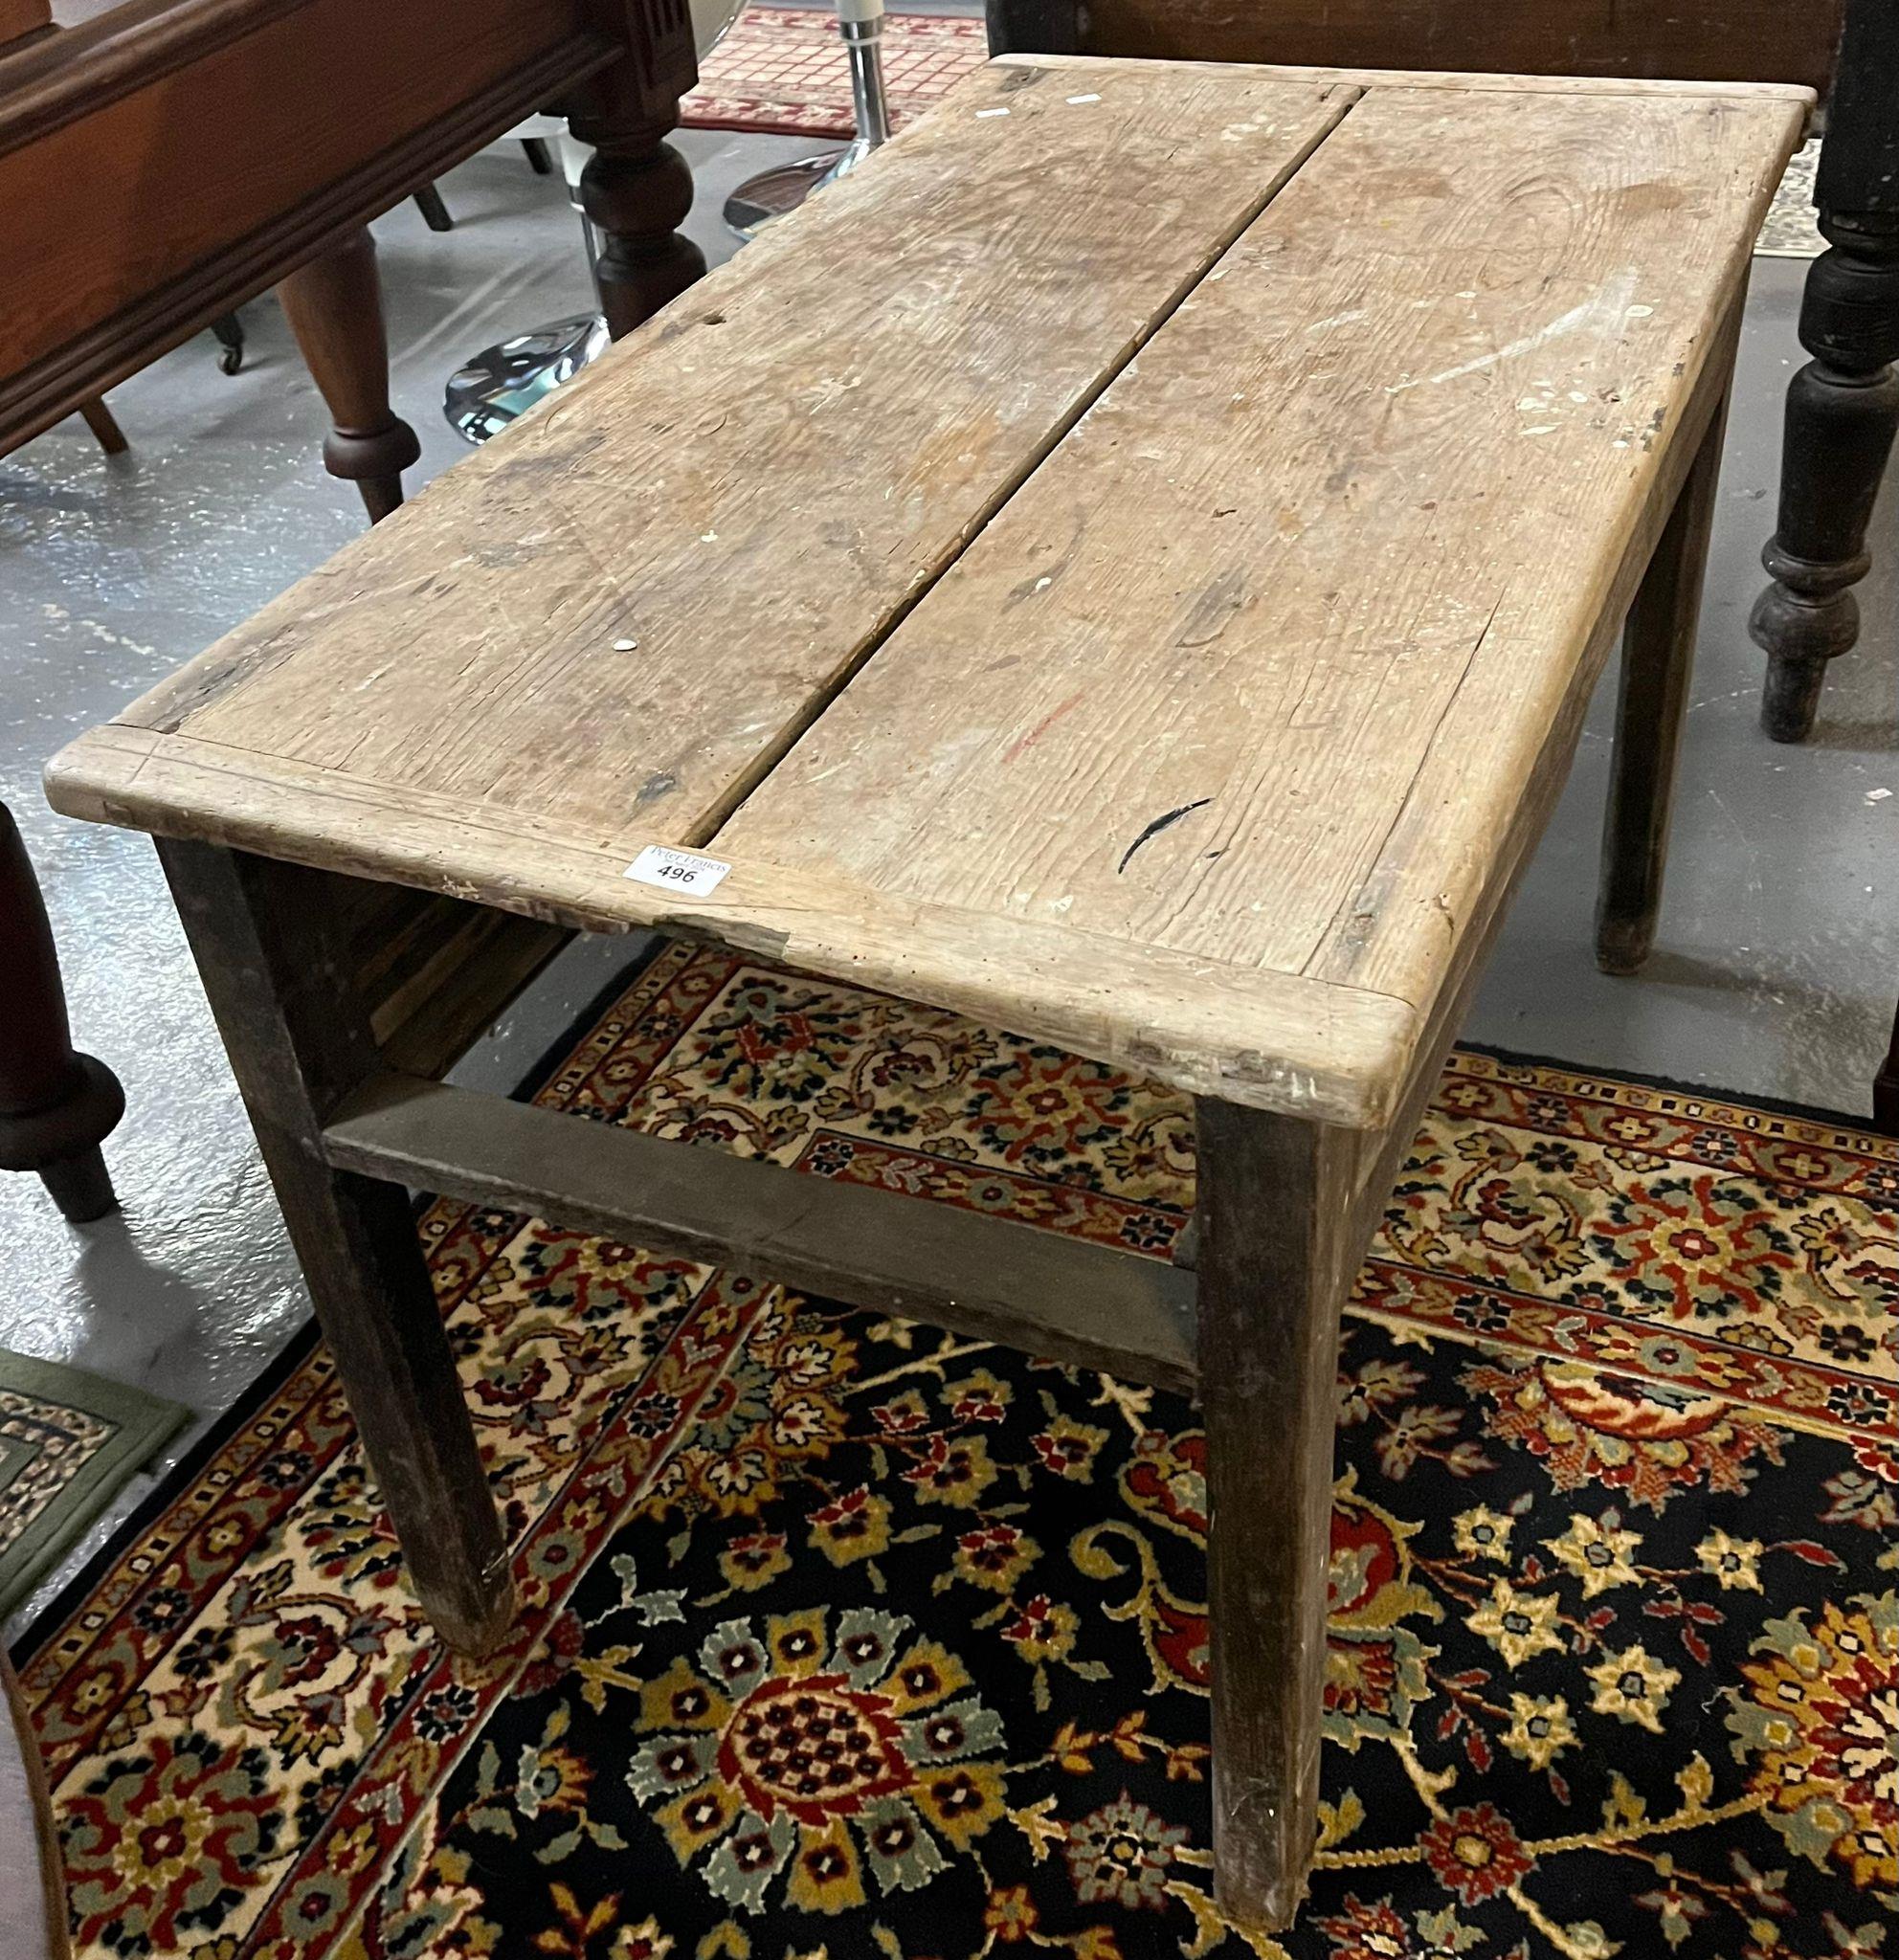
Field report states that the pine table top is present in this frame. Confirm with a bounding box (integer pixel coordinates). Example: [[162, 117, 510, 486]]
[[48, 55, 1808, 1125]]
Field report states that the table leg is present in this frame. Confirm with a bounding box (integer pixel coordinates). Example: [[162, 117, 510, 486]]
[[1194, 1098, 1355, 1932], [77, 397, 127, 454], [277, 227, 423, 524], [1596, 385, 1731, 975], [157, 842, 516, 1655], [565, 7, 705, 344], [569, 108, 706, 340], [1875, 999, 1899, 1133], [1749, 218, 1899, 739], [1749, 0, 1899, 742], [0, 801, 124, 1222]]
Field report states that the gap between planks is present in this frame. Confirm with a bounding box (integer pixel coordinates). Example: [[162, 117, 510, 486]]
[[696, 78, 1366, 850]]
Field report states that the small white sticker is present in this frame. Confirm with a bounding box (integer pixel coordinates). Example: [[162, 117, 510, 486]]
[[624, 845, 731, 897]]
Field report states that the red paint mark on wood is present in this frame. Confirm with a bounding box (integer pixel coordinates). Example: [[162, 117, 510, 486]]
[[1003, 691, 1085, 763]]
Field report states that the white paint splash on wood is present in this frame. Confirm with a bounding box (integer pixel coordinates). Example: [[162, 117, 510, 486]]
[[1384, 267, 1640, 395]]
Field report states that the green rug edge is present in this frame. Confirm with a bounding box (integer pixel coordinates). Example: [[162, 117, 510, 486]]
[[0, 1348, 191, 1621]]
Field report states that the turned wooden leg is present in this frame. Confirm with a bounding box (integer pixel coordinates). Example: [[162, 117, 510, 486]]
[[1596, 386, 1731, 976], [569, 110, 705, 339], [157, 841, 515, 1654], [0, 802, 124, 1223], [1195, 1099, 1354, 1932], [561, 0, 702, 337], [3, 1650, 72, 1960], [277, 227, 422, 524], [1750, 0, 1899, 742]]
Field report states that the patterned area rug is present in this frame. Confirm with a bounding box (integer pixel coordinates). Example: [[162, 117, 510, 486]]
[[683, 5, 987, 140], [1756, 141, 1824, 259], [13, 945, 1895, 1958], [681, 7, 1824, 261], [0, 1348, 187, 1620]]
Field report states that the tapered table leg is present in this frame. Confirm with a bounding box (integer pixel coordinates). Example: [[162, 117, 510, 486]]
[[278, 227, 422, 523], [1195, 1099, 1355, 1931], [0, 801, 123, 1222], [158, 841, 516, 1655], [1597, 383, 1731, 975]]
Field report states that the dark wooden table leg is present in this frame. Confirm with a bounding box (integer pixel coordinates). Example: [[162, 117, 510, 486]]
[[276, 227, 423, 524], [1750, 0, 1899, 742], [566, 10, 705, 341], [157, 841, 516, 1655], [0, 801, 123, 1223], [1875, 999, 1899, 1133], [1596, 385, 1731, 975], [2, 1649, 71, 1960], [77, 397, 127, 454], [1195, 1098, 1355, 1932]]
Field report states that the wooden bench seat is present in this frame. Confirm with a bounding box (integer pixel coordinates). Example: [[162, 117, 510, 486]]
[[45, 55, 1806, 1932]]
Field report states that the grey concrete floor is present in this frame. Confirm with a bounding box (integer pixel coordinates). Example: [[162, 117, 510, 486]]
[[2, 132, 1895, 1641]]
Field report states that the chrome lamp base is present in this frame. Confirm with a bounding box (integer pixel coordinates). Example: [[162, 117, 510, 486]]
[[444, 313, 609, 445]]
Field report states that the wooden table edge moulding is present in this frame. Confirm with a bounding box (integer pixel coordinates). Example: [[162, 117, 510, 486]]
[[43, 56, 1809, 1931]]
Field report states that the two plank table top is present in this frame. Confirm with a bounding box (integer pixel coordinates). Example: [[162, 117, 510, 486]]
[[48, 55, 1805, 1131], [46, 54, 1807, 1932]]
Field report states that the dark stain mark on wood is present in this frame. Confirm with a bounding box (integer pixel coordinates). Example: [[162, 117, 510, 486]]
[[1176, 569, 1246, 646], [1118, 798, 1212, 873]]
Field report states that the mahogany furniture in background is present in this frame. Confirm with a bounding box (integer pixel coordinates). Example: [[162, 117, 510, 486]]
[[983, 0, 1842, 90], [0, 0, 704, 516], [0, 0, 706, 1219], [1749, 0, 1899, 740], [988, 0, 1899, 1136], [46, 56, 1802, 1927], [0, 804, 123, 1220]]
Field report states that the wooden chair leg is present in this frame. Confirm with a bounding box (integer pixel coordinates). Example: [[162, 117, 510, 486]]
[[1194, 1099, 1355, 1932], [0, 801, 123, 1223], [276, 227, 422, 524], [413, 183, 455, 233], [77, 397, 127, 455], [3, 1650, 72, 1960], [156, 840, 515, 1656], [1596, 386, 1731, 976], [1749, 0, 1899, 742]]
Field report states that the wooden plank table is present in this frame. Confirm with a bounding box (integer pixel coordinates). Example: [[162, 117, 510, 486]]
[[45, 55, 1806, 1931]]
